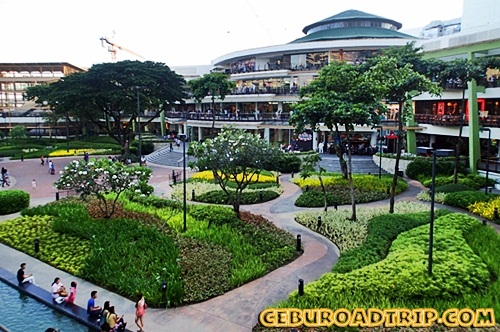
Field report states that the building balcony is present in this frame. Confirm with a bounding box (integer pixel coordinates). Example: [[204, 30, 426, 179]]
[[414, 113, 500, 127]]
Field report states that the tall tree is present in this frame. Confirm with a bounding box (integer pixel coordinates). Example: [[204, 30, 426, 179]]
[[440, 58, 486, 183], [25, 61, 187, 155], [369, 56, 441, 213], [290, 61, 385, 221], [188, 72, 235, 138], [188, 126, 281, 218]]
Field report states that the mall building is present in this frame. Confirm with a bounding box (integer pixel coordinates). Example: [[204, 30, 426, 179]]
[[1, 0, 500, 172]]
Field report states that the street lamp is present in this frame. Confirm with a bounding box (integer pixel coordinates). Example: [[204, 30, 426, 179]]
[[182, 135, 187, 232], [135, 87, 142, 164], [428, 149, 437, 276], [65, 110, 70, 152], [377, 126, 383, 179], [480, 127, 492, 194]]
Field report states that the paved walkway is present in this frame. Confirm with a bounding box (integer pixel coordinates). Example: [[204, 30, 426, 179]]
[[0, 157, 498, 331]]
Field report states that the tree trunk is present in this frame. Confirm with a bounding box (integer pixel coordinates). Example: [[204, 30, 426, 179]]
[[233, 192, 241, 219], [453, 89, 467, 183], [334, 125, 348, 178], [389, 101, 404, 214], [346, 128, 356, 221], [319, 176, 328, 212]]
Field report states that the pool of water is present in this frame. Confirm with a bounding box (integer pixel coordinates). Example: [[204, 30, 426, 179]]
[[0, 280, 92, 332]]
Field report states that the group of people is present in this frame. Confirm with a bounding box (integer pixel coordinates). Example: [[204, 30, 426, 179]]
[[88, 290, 147, 332], [17, 263, 147, 332], [51, 277, 77, 304], [40, 155, 55, 174]]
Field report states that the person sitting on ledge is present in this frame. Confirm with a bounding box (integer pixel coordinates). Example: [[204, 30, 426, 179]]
[[87, 290, 102, 319], [51, 277, 67, 304], [17, 262, 37, 285]]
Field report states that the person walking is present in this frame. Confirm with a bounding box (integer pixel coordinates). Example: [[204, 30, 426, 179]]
[[135, 292, 147, 332], [32, 179, 37, 192]]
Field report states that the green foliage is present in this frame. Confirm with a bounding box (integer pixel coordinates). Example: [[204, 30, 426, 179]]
[[0, 215, 89, 275], [9, 125, 28, 140], [275, 153, 301, 173], [422, 173, 494, 190], [294, 202, 431, 253], [186, 204, 237, 227], [434, 183, 474, 193], [55, 157, 151, 217], [132, 140, 155, 155], [294, 174, 407, 207], [333, 209, 450, 273], [406, 157, 463, 179], [283, 214, 490, 313], [444, 191, 496, 209], [195, 190, 279, 205], [0, 190, 30, 215]]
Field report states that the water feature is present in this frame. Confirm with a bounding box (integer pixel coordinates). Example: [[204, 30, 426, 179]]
[[0, 280, 91, 332]]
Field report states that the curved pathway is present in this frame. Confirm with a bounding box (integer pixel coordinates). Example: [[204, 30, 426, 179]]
[[0, 157, 498, 331]]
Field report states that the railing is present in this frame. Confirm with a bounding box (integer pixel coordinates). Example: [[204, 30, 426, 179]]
[[414, 114, 500, 127], [165, 111, 291, 123]]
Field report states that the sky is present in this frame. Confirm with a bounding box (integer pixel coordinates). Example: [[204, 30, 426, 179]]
[[1, 0, 464, 69]]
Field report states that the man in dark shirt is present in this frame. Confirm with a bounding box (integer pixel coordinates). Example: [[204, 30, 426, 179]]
[[17, 262, 37, 285]]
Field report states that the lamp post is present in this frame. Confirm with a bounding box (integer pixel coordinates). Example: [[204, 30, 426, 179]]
[[480, 127, 492, 194], [428, 149, 437, 276], [182, 135, 187, 232], [65, 110, 70, 152], [378, 126, 383, 179], [135, 87, 142, 164]]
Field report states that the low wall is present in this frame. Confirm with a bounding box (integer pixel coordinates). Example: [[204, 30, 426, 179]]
[[372, 155, 412, 176]]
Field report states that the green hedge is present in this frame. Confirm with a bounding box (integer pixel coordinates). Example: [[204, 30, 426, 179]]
[[434, 183, 474, 193], [443, 191, 497, 209], [0, 190, 29, 215], [405, 157, 465, 180], [422, 174, 494, 190], [195, 190, 279, 205], [333, 209, 451, 274]]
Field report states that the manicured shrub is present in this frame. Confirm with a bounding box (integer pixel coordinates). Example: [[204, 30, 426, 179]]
[[422, 174, 494, 190], [469, 196, 500, 221], [284, 214, 489, 311], [0, 190, 29, 215], [275, 153, 301, 173], [406, 157, 463, 180], [195, 189, 279, 205], [434, 183, 474, 193], [333, 209, 451, 274], [444, 191, 496, 209]]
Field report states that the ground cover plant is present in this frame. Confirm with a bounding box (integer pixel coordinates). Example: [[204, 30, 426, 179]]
[[271, 213, 500, 323], [171, 169, 284, 204], [293, 173, 407, 207], [0, 194, 299, 307]]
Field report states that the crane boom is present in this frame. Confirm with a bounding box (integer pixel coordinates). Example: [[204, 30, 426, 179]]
[[100, 37, 145, 61]]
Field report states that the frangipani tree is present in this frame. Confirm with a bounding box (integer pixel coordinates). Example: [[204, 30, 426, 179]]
[[189, 126, 281, 218], [55, 157, 152, 218]]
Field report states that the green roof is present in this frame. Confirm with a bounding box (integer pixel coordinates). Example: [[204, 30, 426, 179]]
[[303, 10, 403, 34], [290, 27, 416, 43]]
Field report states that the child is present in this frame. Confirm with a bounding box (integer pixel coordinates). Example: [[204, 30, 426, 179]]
[[32, 179, 37, 192]]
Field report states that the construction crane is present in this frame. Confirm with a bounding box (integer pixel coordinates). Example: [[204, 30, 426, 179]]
[[100, 36, 145, 61]]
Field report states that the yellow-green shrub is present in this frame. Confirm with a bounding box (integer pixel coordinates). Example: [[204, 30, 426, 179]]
[[468, 196, 500, 220], [191, 170, 276, 183]]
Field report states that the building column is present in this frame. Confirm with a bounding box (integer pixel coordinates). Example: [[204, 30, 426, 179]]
[[468, 79, 481, 172], [198, 127, 203, 141], [263, 127, 270, 143], [406, 118, 417, 155], [277, 128, 284, 143], [183, 123, 188, 136], [160, 110, 166, 137], [312, 131, 318, 151]]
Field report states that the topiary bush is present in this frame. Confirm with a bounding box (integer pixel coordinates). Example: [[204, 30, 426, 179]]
[[0, 190, 29, 215], [422, 174, 495, 190], [275, 153, 301, 173], [434, 183, 474, 193], [444, 191, 496, 209], [406, 157, 464, 180], [195, 190, 279, 205]]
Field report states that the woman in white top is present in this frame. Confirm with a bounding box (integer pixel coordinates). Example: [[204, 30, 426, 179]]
[[51, 277, 66, 303]]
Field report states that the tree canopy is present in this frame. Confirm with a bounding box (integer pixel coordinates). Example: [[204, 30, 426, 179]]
[[25, 61, 187, 154], [290, 60, 387, 220], [188, 72, 235, 137], [188, 126, 281, 217]]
